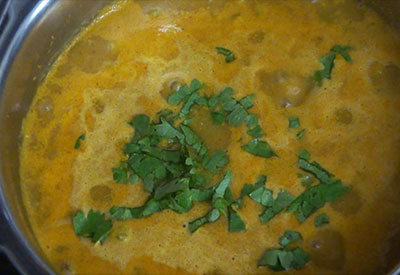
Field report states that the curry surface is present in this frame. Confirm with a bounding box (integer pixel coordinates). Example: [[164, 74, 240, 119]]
[[20, 0, 400, 274]]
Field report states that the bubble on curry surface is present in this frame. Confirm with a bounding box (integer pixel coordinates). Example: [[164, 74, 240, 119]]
[[334, 107, 353, 125], [369, 62, 400, 95], [159, 77, 186, 100], [256, 70, 313, 107], [89, 184, 112, 204], [248, 30, 265, 44], [307, 229, 346, 271], [68, 36, 118, 74], [34, 95, 54, 125]]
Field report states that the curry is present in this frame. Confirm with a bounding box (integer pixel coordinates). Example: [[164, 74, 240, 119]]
[[19, 0, 400, 274]]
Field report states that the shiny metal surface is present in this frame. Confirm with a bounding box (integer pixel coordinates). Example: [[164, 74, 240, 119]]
[[0, 0, 398, 274], [0, 0, 111, 274]]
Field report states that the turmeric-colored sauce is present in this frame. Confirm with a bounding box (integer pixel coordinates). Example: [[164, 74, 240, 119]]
[[20, 0, 400, 274]]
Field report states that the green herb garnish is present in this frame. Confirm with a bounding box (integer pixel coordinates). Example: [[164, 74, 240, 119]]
[[298, 173, 314, 188], [243, 139, 277, 158], [258, 247, 309, 271], [247, 125, 264, 138], [279, 230, 303, 247], [314, 213, 330, 227], [298, 158, 334, 185], [288, 117, 300, 129], [74, 134, 85, 149], [235, 175, 266, 208], [188, 208, 220, 234], [296, 129, 306, 139], [216, 47, 236, 63], [72, 210, 113, 244], [298, 149, 310, 160], [314, 45, 353, 85], [228, 206, 246, 232], [259, 190, 294, 223], [286, 181, 348, 222], [331, 45, 353, 62], [188, 171, 238, 233], [202, 151, 228, 173]]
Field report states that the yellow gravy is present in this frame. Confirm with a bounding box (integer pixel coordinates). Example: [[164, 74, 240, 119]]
[[20, 0, 400, 274]]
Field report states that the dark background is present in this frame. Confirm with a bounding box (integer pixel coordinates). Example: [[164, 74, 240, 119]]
[[0, 253, 19, 274], [0, 0, 28, 274]]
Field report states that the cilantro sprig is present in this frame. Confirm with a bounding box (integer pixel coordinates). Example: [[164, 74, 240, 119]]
[[258, 231, 309, 271], [314, 45, 353, 85], [286, 151, 348, 222], [216, 47, 236, 63], [72, 210, 113, 244], [74, 134, 85, 149]]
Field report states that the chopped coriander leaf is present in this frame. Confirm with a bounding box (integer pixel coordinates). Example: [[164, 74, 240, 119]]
[[192, 187, 214, 202], [273, 190, 295, 213], [245, 114, 258, 129], [314, 45, 353, 85], [154, 178, 188, 200], [211, 111, 225, 125], [109, 198, 164, 220], [167, 78, 204, 105], [243, 139, 277, 158], [112, 161, 128, 184], [73, 209, 113, 244], [74, 134, 85, 149], [123, 143, 141, 154], [188, 215, 208, 233], [279, 230, 303, 247], [203, 151, 228, 173], [298, 173, 314, 188], [258, 247, 309, 271], [235, 184, 252, 208], [188, 208, 220, 233], [153, 118, 185, 143], [296, 129, 306, 139], [129, 174, 139, 184], [288, 117, 300, 129], [331, 45, 353, 62], [249, 186, 273, 207], [226, 104, 248, 126], [213, 170, 233, 200], [239, 94, 255, 109], [259, 190, 294, 223], [298, 158, 333, 185], [178, 92, 200, 118], [314, 213, 330, 227], [181, 125, 207, 154], [247, 125, 264, 138], [228, 206, 246, 232], [216, 47, 236, 63], [129, 114, 151, 141], [235, 175, 266, 208], [183, 118, 192, 125], [298, 149, 310, 160], [314, 51, 336, 85], [156, 109, 175, 122], [286, 181, 348, 222], [109, 206, 144, 220]]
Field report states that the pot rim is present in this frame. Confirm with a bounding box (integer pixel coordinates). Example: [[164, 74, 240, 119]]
[[0, 0, 55, 274]]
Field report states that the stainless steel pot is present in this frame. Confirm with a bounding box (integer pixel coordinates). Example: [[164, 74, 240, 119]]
[[0, 1, 399, 274]]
